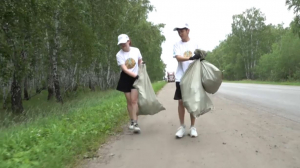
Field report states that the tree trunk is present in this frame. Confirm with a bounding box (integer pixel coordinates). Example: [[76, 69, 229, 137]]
[[24, 77, 29, 100], [35, 64, 40, 94], [47, 69, 54, 100], [72, 83, 78, 91], [45, 29, 54, 100], [244, 58, 250, 79], [2, 84, 5, 109], [106, 62, 111, 87], [11, 74, 23, 113], [71, 63, 77, 91], [2, 83, 8, 109], [36, 86, 40, 94], [3, 21, 23, 112], [89, 76, 95, 91], [52, 10, 63, 103]]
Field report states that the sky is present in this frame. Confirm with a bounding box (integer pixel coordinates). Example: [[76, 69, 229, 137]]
[[146, 0, 295, 73]]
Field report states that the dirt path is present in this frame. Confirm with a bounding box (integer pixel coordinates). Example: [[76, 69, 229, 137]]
[[80, 83, 300, 168]]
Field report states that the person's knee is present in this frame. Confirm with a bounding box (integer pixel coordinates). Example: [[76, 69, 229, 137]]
[[126, 99, 131, 106], [131, 99, 138, 106]]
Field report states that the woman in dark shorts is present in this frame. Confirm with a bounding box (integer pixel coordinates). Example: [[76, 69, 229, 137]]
[[116, 34, 143, 133]]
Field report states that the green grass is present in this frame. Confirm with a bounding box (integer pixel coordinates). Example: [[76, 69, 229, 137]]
[[0, 81, 167, 168], [0, 88, 114, 128], [223, 80, 300, 86]]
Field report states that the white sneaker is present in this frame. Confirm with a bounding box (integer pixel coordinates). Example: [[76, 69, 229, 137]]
[[189, 127, 198, 137], [128, 123, 134, 130], [133, 124, 141, 133], [175, 126, 186, 138]]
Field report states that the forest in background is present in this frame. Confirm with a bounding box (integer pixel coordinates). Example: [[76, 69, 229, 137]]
[[0, 0, 166, 113], [206, 0, 300, 81]]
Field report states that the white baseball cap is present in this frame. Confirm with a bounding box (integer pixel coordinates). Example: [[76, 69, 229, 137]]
[[173, 23, 190, 31], [117, 34, 129, 45]]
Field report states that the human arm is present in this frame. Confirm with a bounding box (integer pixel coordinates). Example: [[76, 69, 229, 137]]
[[175, 55, 191, 62], [116, 52, 139, 79], [138, 58, 143, 65], [138, 48, 143, 65], [120, 64, 139, 79], [173, 43, 200, 62]]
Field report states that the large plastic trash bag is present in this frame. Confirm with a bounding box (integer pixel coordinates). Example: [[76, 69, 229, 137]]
[[180, 60, 214, 118], [133, 64, 165, 115], [201, 60, 223, 94]]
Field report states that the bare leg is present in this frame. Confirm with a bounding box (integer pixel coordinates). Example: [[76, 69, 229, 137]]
[[124, 92, 133, 120], [178, 100, 185, 125], [190, 114, 195, 126], [130, 89, 139, 121]]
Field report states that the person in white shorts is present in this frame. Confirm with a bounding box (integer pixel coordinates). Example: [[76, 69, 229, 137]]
[[172, 23, 201, 138], [116, 34, 143, 133]]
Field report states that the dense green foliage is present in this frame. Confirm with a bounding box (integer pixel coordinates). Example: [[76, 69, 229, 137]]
[[286, 0, 300, 37], [0, 0, 166, 113], [206, 7, 300, 81]]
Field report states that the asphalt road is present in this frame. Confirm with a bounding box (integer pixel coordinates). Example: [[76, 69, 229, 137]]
[[217, 83, 300, 123]]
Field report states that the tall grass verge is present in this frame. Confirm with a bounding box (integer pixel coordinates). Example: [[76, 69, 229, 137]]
[[0, 81, 167, 168]]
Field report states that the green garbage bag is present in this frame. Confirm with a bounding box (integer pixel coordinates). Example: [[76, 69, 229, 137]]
[[180, 60, 214, 118], [133, 64, 166, 115], [201, 60, 222, 94]]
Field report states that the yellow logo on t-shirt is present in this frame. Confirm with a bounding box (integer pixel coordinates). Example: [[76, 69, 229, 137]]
[[125, 58, 136, 69], [183, 51, 193, 58]]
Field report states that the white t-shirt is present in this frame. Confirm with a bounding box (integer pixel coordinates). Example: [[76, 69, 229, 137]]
[[173, 40, 199, 82], [116, 47, 142, 75]]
